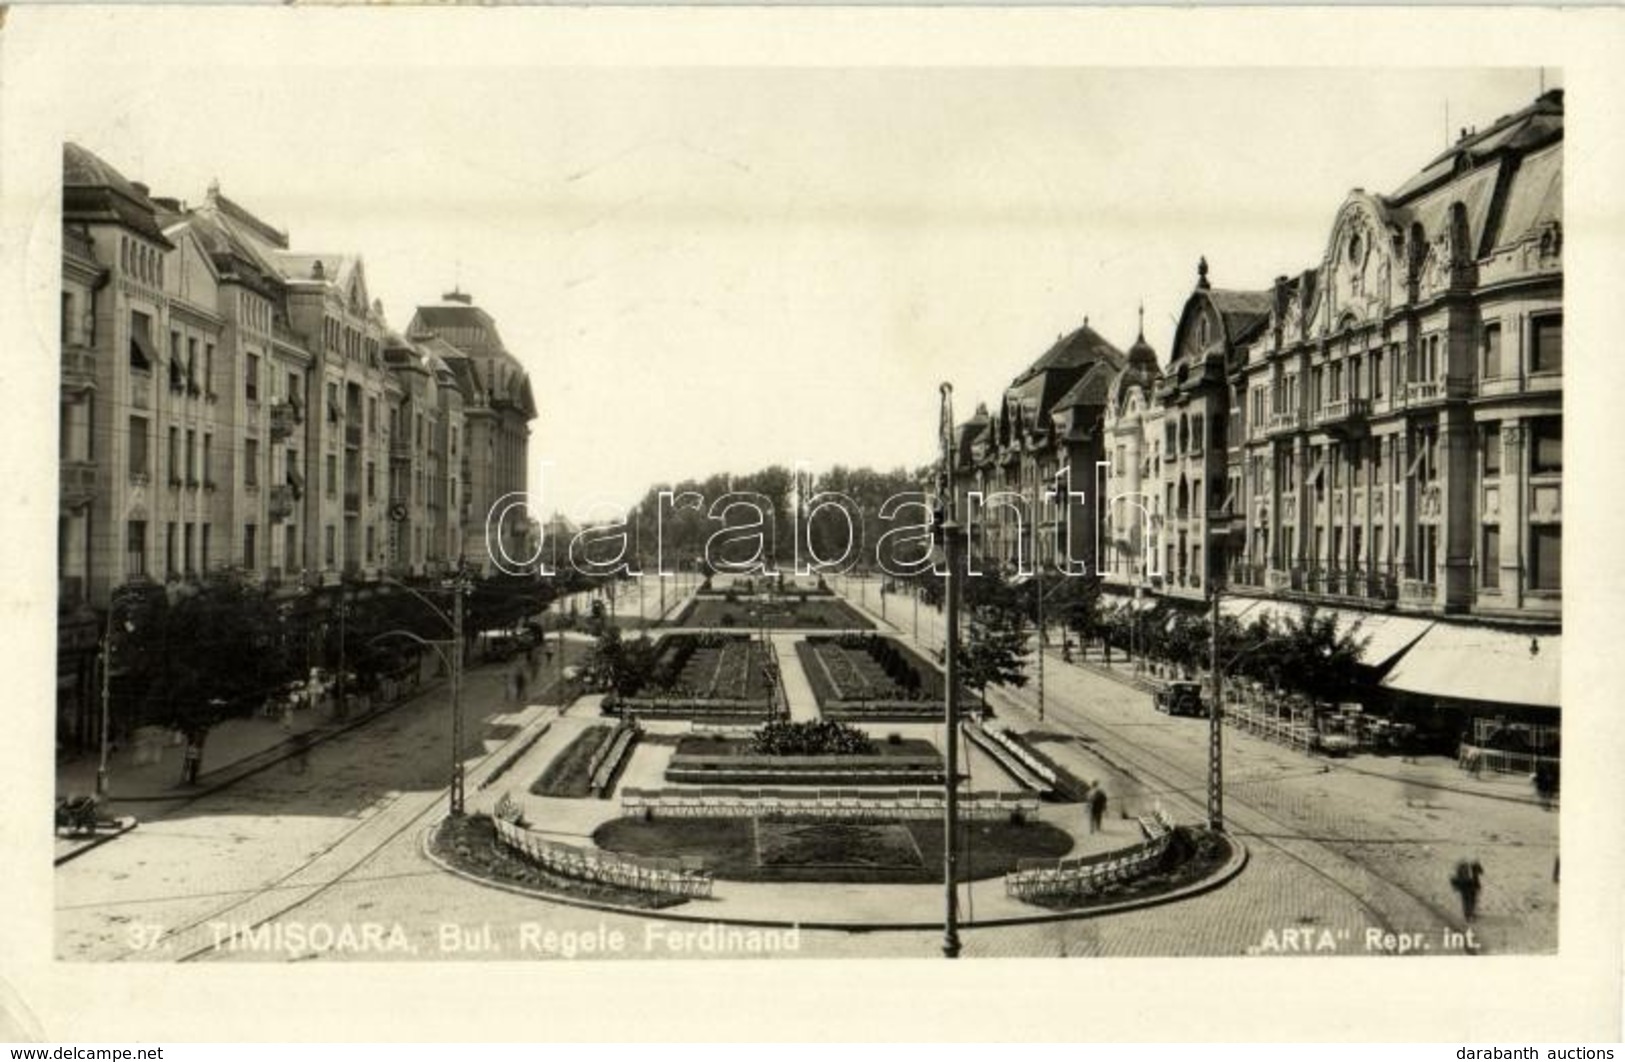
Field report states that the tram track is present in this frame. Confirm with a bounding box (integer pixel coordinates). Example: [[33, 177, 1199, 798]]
[[106, 674, 565, 964], [993, 678, 1466, 946]]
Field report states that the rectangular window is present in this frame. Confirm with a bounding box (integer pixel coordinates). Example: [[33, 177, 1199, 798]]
[[1373, 350, 1385, 399], [1482, 323, 1502, 379], [246, 353, 260, 402], [185, 429, 196, 481], [1532, 418, 1562, 474], [1530, 524, 1561, 591], [128, 416, 149, 477], [186, 338, 198, 389], [204, 344, 215, 395], [168, 426, 180, 480], [243, 524, 257, 569], [165, 522, 177, 577], [201, 523, 211, 571], [126, 520, 147, 576], [366, 461, 376, 501], [1531, 315, 1562, 375], [245, 438, 260, 487], [325, 525, 336, 567], [1484, 425, 1501, 477], [368, 397, 377, 437], [365, 525, 376, 563], [326, 454, 338, 496], [184, 522, 195, 573], [1481, 526, 1500, 589], [202, 433, 213, 485]]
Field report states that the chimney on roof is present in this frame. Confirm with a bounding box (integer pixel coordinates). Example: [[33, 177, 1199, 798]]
[[444, 289, 473, 305], [1197, 256, 1211, 290], [152, 196, 181, 212], [131, 181, 151, 201]]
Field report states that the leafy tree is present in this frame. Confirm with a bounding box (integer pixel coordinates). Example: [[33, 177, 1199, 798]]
[[580, 626, 660, 696], [958, 609, 1030, 710], [116, 576, 302, 779], [1048, 572, 1104, 648]]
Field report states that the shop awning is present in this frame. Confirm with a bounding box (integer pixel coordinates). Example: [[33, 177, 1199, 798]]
[[1226, 597, 1433, 668], [1380, 625, 1560, 709]]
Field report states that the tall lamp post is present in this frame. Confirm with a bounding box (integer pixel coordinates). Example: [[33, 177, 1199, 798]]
[[1207, 508, 1238, 833], [936, 382, 965, 960], [96, 592, 136, 798], [375, 570, 472, 816]]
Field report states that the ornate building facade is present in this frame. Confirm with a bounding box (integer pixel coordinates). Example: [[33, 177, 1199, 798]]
[[1100, 89, 1563, 720], [56, 144, 537, 745], [949, 322, 1124, 575]]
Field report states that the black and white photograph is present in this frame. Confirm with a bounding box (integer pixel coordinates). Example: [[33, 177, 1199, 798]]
[[3, 5, 1622, 1045]]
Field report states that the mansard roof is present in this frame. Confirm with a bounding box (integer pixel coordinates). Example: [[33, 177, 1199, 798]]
[[62, 143, 174, 248]]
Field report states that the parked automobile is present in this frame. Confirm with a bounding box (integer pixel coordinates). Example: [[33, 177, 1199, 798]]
[[1154, 680, 1208, 718]]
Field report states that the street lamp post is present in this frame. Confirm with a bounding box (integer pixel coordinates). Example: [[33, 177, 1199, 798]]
[[373, 571, 471, 816], [96, 605, 119, 798]]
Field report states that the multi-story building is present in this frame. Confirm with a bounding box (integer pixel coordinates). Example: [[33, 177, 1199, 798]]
[[407, 292, 536, 573], [948, 321, 1124, 574], [1100, 89, 1563, 733], [57, 144, 534, 746]]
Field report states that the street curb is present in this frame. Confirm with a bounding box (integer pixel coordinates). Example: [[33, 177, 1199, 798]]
[[52, 817, 138, 867], [1058, 648, 1551, 810], [78, 675, 455, 807], [419, 819, 1249, 934]]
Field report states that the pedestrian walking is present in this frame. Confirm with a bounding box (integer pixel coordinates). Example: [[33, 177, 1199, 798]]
[[182, 740, 202, 786], [1089, 786, 1108, 834], [515, 667, 528, 702], [1450, 857, 1485, 922], [1533, 762, 1558, 810]]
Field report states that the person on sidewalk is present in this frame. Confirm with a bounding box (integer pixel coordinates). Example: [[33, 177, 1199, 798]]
[[181, 740, 202, 787], [1450, 857, 1485, 922], [1089, 785, 1108, 834]]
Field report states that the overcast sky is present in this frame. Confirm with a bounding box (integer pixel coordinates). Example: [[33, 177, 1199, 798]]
[[45, 45, 1550, 519]]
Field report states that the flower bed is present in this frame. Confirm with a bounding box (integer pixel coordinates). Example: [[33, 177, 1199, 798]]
[[796, 636, 945, 717]]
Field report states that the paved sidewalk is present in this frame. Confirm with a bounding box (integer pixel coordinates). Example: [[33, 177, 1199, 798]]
[[57, 670, 441, 807], [772, 633, 822, 722], [1058, 643, 1552, 808]]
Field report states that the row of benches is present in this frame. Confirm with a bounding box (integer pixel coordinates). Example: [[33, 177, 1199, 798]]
[[587, 722, 640, 798], [962, 724, 1051, 795], [1004, 809, 1178, 902], [491, 815, 714, 898], [620, 786, 1041, 821]]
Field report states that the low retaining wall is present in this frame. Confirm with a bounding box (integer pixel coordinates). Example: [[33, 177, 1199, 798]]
[[491, 814, 713, 898], [621, 786, 1039, 821], [1004, 810, 1177, 901]]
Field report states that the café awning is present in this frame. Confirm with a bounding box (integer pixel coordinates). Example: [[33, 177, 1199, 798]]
[[1380, 624, 1560, 709], [1227, 597, 1433, 668]]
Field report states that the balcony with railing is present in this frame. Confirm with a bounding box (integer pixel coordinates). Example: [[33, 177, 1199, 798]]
[[344, 423, 363, 447], [1229, 562, 1268, 589], [1316, 396, 1372, 430], [130, 371, 152, 411], [270, 402, 296, 441], [62, 346, 97, 393], [268, 485, 295, 521], [61, 460, 97, 510], [1268, 409, 1304, 435], [1404, 376, 1472, 406], [1399, 572, 1438, 609], [390, 434, 412, 460]]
